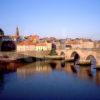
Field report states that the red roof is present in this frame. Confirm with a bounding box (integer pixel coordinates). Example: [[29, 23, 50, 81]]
[[18, 40, 35, 45], [35, 43, 47, 46], [27, 35, 39, 40], [18, 41, 47, 46]]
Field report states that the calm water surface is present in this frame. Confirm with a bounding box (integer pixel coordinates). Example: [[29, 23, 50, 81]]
[[0, 60, 100, 100]]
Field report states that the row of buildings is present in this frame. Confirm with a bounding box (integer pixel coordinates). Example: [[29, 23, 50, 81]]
[[66, 38, 100, 49], [17, 40, 52, 52], [53, 38, 100, 50], [0, 27, 100, 52], [0, 27, 52, 52]]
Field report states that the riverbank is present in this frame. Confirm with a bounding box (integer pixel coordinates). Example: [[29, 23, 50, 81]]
[[0, 51, 100, 70], [0, 54, 64, 64]]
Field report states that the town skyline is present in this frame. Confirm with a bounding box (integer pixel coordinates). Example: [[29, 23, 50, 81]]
[[1, 27, 99, 41], [0, 0, 100, 40]]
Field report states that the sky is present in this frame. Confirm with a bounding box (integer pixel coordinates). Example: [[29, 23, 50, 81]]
[[0, 0, 100, 40]]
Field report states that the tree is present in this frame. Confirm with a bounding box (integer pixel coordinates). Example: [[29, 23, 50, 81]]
[[49, 43, 57, 55], [0, 28, 4, 36]]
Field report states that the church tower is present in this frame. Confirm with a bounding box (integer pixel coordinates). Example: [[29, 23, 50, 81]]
[[16, 26, 19, 37]]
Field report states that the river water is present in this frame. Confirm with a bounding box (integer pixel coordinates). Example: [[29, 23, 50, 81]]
[[0, 60, 100, 100]]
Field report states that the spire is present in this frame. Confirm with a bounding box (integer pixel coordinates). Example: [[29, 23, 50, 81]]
[[16, 26, 19, 37]]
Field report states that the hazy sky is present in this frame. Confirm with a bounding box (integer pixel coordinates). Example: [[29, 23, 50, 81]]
[[0, 0, 100, 40]]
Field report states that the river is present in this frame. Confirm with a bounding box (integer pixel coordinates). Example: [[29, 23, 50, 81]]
[[0, 60, 100, 100]]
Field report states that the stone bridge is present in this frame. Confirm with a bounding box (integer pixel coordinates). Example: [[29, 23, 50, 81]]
[[56, 48, 100, 68]]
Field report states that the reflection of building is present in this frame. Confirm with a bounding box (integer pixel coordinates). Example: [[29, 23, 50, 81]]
[[17, 61, 52, 78], [0, 62, 22, 73]]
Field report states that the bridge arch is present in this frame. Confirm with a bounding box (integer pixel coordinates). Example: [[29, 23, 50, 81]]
[[86, 55, 96, 65], [71, 51, 80, 60], [70, 51, 80, 65]]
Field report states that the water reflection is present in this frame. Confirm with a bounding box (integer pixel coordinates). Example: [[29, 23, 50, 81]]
[[0, 62, 23, 73], [70, 65, 77, 73], [0, 62, 23, 93], [17, 61, 52, 78], [0, 60, 100, 94], [61, 61, 65, 68], [0, 73, 4, 93], [95, 71, 100, 85], [77, 67, 93, 80], [17, 60, 100, 85], [49, 61, 57, 70]]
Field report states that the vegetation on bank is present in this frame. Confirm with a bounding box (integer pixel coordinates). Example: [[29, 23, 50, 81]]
[[49, 48, 57, 56], [49, 43, 57, 56]]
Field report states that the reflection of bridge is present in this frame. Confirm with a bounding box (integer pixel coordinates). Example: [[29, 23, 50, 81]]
[[16, 61, 100, 85], [56, 48, 100, 68]]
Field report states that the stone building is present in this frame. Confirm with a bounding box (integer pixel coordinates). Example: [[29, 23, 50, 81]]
[[65, 38, 94, 49]]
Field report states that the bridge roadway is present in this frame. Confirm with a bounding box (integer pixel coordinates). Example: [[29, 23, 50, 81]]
[[56, 48, 100, 68]]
